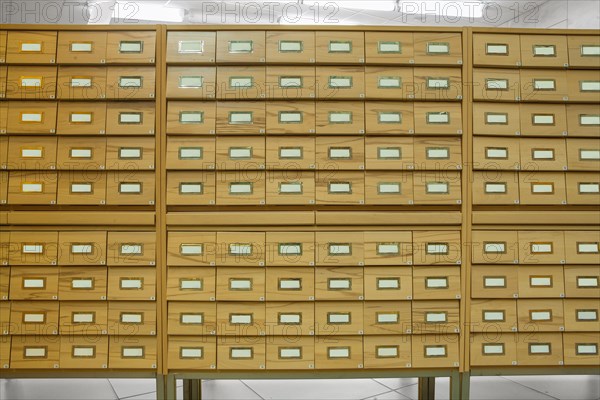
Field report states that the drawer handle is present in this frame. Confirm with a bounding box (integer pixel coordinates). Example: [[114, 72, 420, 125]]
[[376, 312, 399, 324], [424, 345, 447, 357], [426, 147, 450, 159], [577, 242, 599, 254], [378, 41, 401, 54], [427, 42, 450, 55], [229, 243, 253, 256], [579, 182, 600, 194], [328, 182, 352, 194], [179, 278, 203, 290], [70, 148, 93, 159], [230, 314, 252, 324], [119, 76, 143, 88], [485, 112, 508, 125], [70, 77, 92, 87], [179, 111, 203, 124], [328, 243, 351, 256], [329, 76, 353, 89], [378, 182, 401, 194], [426, 277, 448, 289], [377, 243, 399, 255], [484, 242, 506, 254], [328, 347, 350, 359], [530, 242, 553, 253], [426, 112, 450, 124], [22, 244, 44, 254], [119, 147, 143, 159], [485, 147, 508, 159], [72, 346, 96, 358], [180, 313, 203, 325], [581, 45, 600, 56], [279, 40, 303, 53], [20, 112, 43, 123], [328, 278, 351, 290], [580, 114, 600, 126], [20, 76, 43, 88], [485, 182, 507, 194], [71, 243, 93, 254], [576, 310, 598, 321], [279, 76, 303, 88], [179, 182, 204, 195], [279, 347, 302, 359], [376, 346, 399, 358], [580, 80, 600, 92], [119, 112, 143, 125], [329, 147, 352, 160], [120, 278, 144, 290], [533, 44, 556, 57], [532, 149, 555, 160], [380, 76, 402, 89], [229, 77, 253, 88], [229, 40, 253, 54], [576, 344, 598, 355], [229, 111, 253, 124], [328, 111, 352, 124], [482, 344, 505, 355], [532, 114, 555, 125], [20, 42, 42, 52], [21, 147, 44, 158], [483, 310, 505, 322], [178, 76, 203, 89], [485, 78, 509, 90], [229, 147, 252, 159], [278, 278, 302, 290], [579, 149, 600, 160], [120, 312, 143, 324], [530, 310, 552, 321], [329, 41, 352, 53], [178, 40, 204, 54], [378, 112, 402, 124], [278, 111, 303, 124], [120, 243, 143, 255], [24, 346, 47, 358], [426, 243, 449, 255], [180, 347, 204, 359], [119, 41, 143, 54], [180, 244, 203, 256], [23, 313, 45, 323], [229, 182, 253, 195], [327, 312, 351, 324], [23, 278, 46, 289], [279, 147, 303, 159], [377, 278, 400, 290], [528, 343, 551, 355], [530, 183, 554, 194], [486, 43, 508, 55], [279, 182, 303, 194], [122, 347, 145, 358], [484, 276, 506, 288], [72, 312, 95, 324], [533, 79, 556, 91], [577, 276, 598, 288], [179, 147, 203, 160], [278, 243, 302, 256], [427, 77, 450, 89], [70, 42, 93, 52], [278, 313, 302, 325], [70, 183, 93, 194], [71, 278, 94, 289], [378, 147, 401, 159], [229, 278, 253, 291], [530, 276, 553, 287], [119, 182, 142, 194], [426, 312, 447, 323], [230, 348, 253, 359]]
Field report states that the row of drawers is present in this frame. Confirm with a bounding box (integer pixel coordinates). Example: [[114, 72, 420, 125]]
[[473, 69, 599, 103], [474, 103, 598, 137], [1, 335, 156, 370], [473, 171, 599, 206], [473, 33, 599, 68]]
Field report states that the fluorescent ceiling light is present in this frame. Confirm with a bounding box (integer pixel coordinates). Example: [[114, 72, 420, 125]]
[[303, 1, 397, 11], [113, 1, 185, 22]]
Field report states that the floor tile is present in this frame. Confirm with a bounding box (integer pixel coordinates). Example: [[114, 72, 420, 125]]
[[121, 386, 183, 400], [0, 379, 117, 400], [201, 380, 262, 400], [502, 375, 600, 400], [363, 389, 412, 400], [246, 379, 388, 400], [108, 379, 155, 399], [372, 379, 418, 391]]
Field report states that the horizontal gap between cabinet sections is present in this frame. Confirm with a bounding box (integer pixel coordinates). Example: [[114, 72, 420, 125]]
[[473, 210, 600, 226], [2, 211, 156, 226]]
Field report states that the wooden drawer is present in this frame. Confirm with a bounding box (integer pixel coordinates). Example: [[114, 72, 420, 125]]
[[411, 334, 460, 368], [265, 301, 314, 336], [166, 66, 216, 99], [413, 231, 461, 265], [264, 232, 314, 267], [217, 336, 266, 370], [364, 301, 411, 335], [567, 35, 600, 68], [472, 230, 519, 264], [519, 230, 565, 264], [315, 171, 364, 205], [412, 300, 459, 334], [167, 232, 216, 266], [519, 138, 567, 171], [518, 299, 564, 332], [267, 336, 315, 370], [266, 171, 315, 206], [56, 136, 106, 170], [166, 31, 216, 64], [166, 266, 215, 301], [520, 69, 568, 102], [56, 170, 106, 205], [563, 332, 600, 366], [166, 136, 215, 170], [473, 137, 520, 170], [216, 171, 265, 205], [167, 101, 216, 135], [473, 34, 521, 67], [266, 31, 315, 64], [57, 31, 107, 64], [56, 66, 107, 100], [365, 171, 413, 205], [106, 170, 155, 205], [365, 32, 414, 64], [0, 171, 6, 204], [473, 68, 520, 102], [564, 266, 600, 298], [520, 103, 567, 136], [216, 31, 266, 64], [7, 101, 57, 134], [7, 136, 57, 170], [265, 137, 315, 170], [106, 101, 155, 135], [11, 301, 59, 335], [520, 34, 568, 68], [413, 102, 462, 135], [315, 335, 363, 370], [413, 32, 462, 65], [59, 301, 107, 335], [9, 266, 58, 300], [315, 266, 363, 301], [316, 101, 365, 135], [59, 336, 108, 369], [518, 265, 565, 298], [472, 102, 520, 136], [167, 301, 216, 335], [315, 301, 363, 335], [564, 231, 600, 264], [470, 299, 517, 333], [518, 171, 566, 205], [316, 31, 365, 64], [217, 66, 266, 100], [108, 336, 157, 369], [0, 267, 8, 300], [567, 104, 600, 137], [471, 265, 518, 299], [315, 136, 364, 170], [58, 266, 107, 301], [470, 332, 517, 367], [57, 231, 106, 266], [0, 136, 7, 167], [0, 232, 8, 266], [364, 266, 412, 301], [56, 102, 106, 135], [364, 67, 413, 100], [365, 102, 414, 135], [105, 136, 155, 170], [413, 137, 462, 170], [316, 66, 365, 100], [564, 299, 600, 332], [7, 31, 57, 64], [167, 171, 216, 205], [413, 67, 462, 101], [412, 266, 461, 300], [472, 171, 520, 205], [106, 66, 155, 100], [8, 231, 58, 266], [216, 101, 265, 135], [216, 136, 265, 170], [316, 232, 363, 266], [516, 332, 563, 366], [266, 66, 316, 99], [364, 336, 411, 369], [107, 231, 156, 266], [108, 301, 156, 336], [107, 266, 156, 301], [266, 101, 315, 134], [364, 231, 412, 266], [216, 232, 265, 266], [0, 302, 9, 334], [365, 137, 413, 169], [265, 266, 315, 302], [566, 172, 600, 205], [105, 31, 156, 64], [6, 65, 56, 99], [216, 302, 266, 336], [167, 336, 217, 370], [216, 267, 265, 301], [566, 138, 600, 171], [0, 336, 9, 368], [567, 70, 600, 102], [10, 336, 59, 369]]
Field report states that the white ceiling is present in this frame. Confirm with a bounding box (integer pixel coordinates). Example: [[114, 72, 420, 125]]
[[2, 0, 599, 28]]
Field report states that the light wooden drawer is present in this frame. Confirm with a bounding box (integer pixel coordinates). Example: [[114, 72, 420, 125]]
[[106, 170, 155, 205], [413, 137, 462, 170], [564, 231, 600, 264], [470, 299, 517, 333], [57, 31, 107, 64], [518, 230, 565, 264], [518, 299, 564, 332], [365, 171, 413, 205], [519, 138, 567, 171], [59, 301, 107, 335], [566, 138, 600, 171], [563, 332, 600, 366], [365, 137, 413, 169], [365, 102, 414, 135], [413, 67, 462, 101], [167, 101, 216, 135], [7, 31, 57, 64], [566, 104, 600, 137], [266, 101, 315, 134], [412, 300, 460, 334], [166, 266, 215, 301], [11, 300, 59, 335], [518, 171, 566, 205], [315, 301, 363, 335], [471, 265, 518, 299], [167, 232, 216, 267], [265, 301, 314, 336], [411, 334, 460, 368], [216, 101, 265, 135], [413, 32, 462, 65], [518, 265, 565, 298], [413, 102, 462, 135], [364, 266, 412, 301], [473, 137, 520, 171], [60, 336, 108, 369], [363, 335, 411, 369], [57, 170, 106, 205], [470, 332, 517, 367], [315, 136, 364, 170], [315, 171, 364, 205], [105, 31, 156, 64], [520, 69, 568, 102], [473, 34, 521, 67], [58, 266, 107, 301], [106, 66, 155, 100], [6, 65, 56, 99], [315, 102, 365, 135], [266, 31, 315, 64], [413, 266, 461, 300], [216, 302, 266, 336], [564, 266, 600, 298], [567, 70, 600, 102], [108, 335, 157, 369], [216, 136, 265, 170], [167, 171, 216, 206], [314, 335, 363, 369], [108, 301, 156, 336], [216, 232, 265, 267], [473, 68, 520, 102], [107, 266, 156, 301], [520, 103, 567, 136], [9, 266, 58, 301], [315, 266, 363, 301], [56, 102, 106, 135], [472, 102, 520, 136], [166, 31, 216, 64], [57, 231, 106, 266], [56, 66, 107, 100], [166, 136, 215, 170], [413, 231, 461, 266], [265, 136, 315, 170], [364, 66, 412, 100], [566, 172, 600, 205], [516, 332, 563, 366], [365, 32, 414, 64], [7, 136, 57, 170], [567, 35, 600, 68], [216, 31, 266, 64], [167, 336, 217, 370], [364, 301, 411, 335], [266, 66, 316, 99], [217, 66, 266, 100], [166, 66, 216, 99], [472, 171, 519, 205], [267, 336, 315, 370], [107, 231, 156, 266], [316, 31, 365, 64], [56, 136, 106, 170], [217, 336, 266, 370], [216, 267, 265, 301], [167, 301, 216, 335], [266, 171, 315, 206], [7, 101, 57, 135], [265, 267, 315, 302], [471, 230, 519, 264], [105, 136, 155, 171], [106, 101, 155, 135], [316, 231, 363, 266], [520, 34, 568, 68], [8, 231, 58, 266], [10, 336, 59, 369], [564, 299, 600, 332]]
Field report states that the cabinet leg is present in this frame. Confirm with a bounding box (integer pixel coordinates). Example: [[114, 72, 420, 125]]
[[183, 379, 202, 400], [449, 371, 461, 400], [460, 372, 471, 400], [418, 377, 435, 400], [165, 374, 177, 400], [156, 375, 166, 400]]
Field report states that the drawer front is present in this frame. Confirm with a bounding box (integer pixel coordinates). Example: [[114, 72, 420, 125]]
[[316, 232, 363, 266], [108, 336, 157, 369], [564, 299, 600, 332], [11, 301, 59, 334], [7, 136, 57, 170], [413, 67, 462, 101], [216, 171, 265, 205], [364, 66, 412, 100], [564, 266, 600, 298], [568, 35, 600, 68], [106, 102, 155, 135], [216, 102, 265, 135], [56, 102, 106, 135], [520, 103, 567, 136], [6, 65, 57, 99], [315, 136, 364, 170], [216, 136, 265, 170], [216, 31, 266, 64], [566, 138, 600, 171], [59, 301, 107, 335], [315, 336, 363, 369], [57, 171, 106, 205], [167, 171, 216, 206], [167, 232, 216, 266], [59, 336, 109, 369], [412, 300, 459, 334], [520, 35, 568, 68], [567, 70, 600, 102], [166, 66, 216, 99], [519, 138, 567, 171], [7, 101, 57, 134], [266, 31, 316, 64], [413, 102, 462, 135], [217, 336, 266, 370], [7, 31, 57, 64], [266, 137, 315, 170], [266, 66, 316, 99], [518, 265, 565, 298], [167, 336, 217, 370], [412, 266, 461, 300], [216, 232, 265, 266], [106, 66, 155, 99], [167, 101, 216, 135], [108, 301, 156, 335], [316, 102, 365, 135], [365, 137, 413, 170], [266, 171, 315, 205], [265, 302, 314, 336], [519, 231, 566, 264], [470, 299, 517, 332], [57, 66, 107, 100], [564, 231, 600, 264], [413, 137, 462, 170], [471, 265, 518, 299], [166, 266, 215, 301], [106, 136, 155, 170], [364, 301, 411, 335], [58, 266, 107, 301], [266, 336, 315, 370], [315, 301, 363, 335], [265, 267, 315, 301], [365, 32, 414, 64], [518, 299, 564, 332], [57, 31, 107, 64], [57, 137, 106, 170], [166, 136, 215, 170], [364, 231, 412, 266], [516, 332, 563, 366], [566, 172, 600, 205], [10, 336, 60, 369], [473, 68, 520, 102], [216, 302, 266, 336], [364, 266, 412, 301], [58, 231, 106, 266], [563, 332, 600, 366], [365, 171, 413, 205], [518, 171, 566, 205], [216, 267, 265, 301], [470, 332, 517, 366], [107, 231, 156, 266], [472, 230, 519, 264], [217, 66, 265, 100], [9, 231, 58, 265], [166, 31, 216, 64], [473, 34, 521, 67], [365, 102, 414, 135], [520, 69, 568, 102], [411, 334, 460, 368], [316, 171, 364, 205], [316, 31, 365, 64], [315, 267, 364, 301], [106, 31, 156, 64], [363, 336, 411, 369], [413, 231, 461, 265], [266, 101, 315, 134], [167, 301, 216, 335], [472, 171, 520, 205], [473, 102, 520, 136], [265, 232, 314, 267], [567, 104, 600, 137], [106, 170, 155, 205], [107, 266, 156, 301], [413, 32, 462, 65], [9, 266, 58, 301]]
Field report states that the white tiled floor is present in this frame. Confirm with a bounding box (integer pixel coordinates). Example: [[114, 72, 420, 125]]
[[1, 376, 599, 399]]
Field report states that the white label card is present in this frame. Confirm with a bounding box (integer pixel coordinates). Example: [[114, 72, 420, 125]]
[[180, 280, 202, 290], [179, 76, 203, 88], [485, 183, 507, 193], [486, 114, 508, 124], [427, 243, 448, 254], [231, 348, 252, 359], [427, 182, 449, 193], [119, 113, 142, 124], [577, 310, 597, 320], [279, 40, 302, 52], [279, 112, 302, 123], [119, 41, 143, 53], [484, 243, 506, 253], [533, 115, 555, 125], [329, 243, 351, 255], [377, 278, 399, 289], [426, 312, 447, 323], [378, 148, 401, 159], [483, 311, 505, 321], [179, 41, 204, 53], [71, 78, 92, 87], [426, 278, 448, 288], [328, 279, 351, 289], [23, 278, 45, 288], [230, 77, 253, 88], [581, 45, 600, 56], [486, 79, 508, 90], [580, 150, 600, 160], [121, 313, 143, 323], [229, 41, 253, 53], [230, 279, 252, 290], [531, 243, 552, 253], [533, 45, 556, 56], [427, 112, 450, 124], [22, 183, 43, 193], [580, 183, 600, 193], [329, 77, 352, 88], [279, 279, 301, 290], [180, 148, 202, 159], [229, 148, 252, 159], [533, 79, 556, 90], [425, 346, 447, 357], [229, 243, 252, 255], [181, 244, 203, 255], [328, 313, 350, 324], [119, 77, 142, 88], [378, 183, 401, 194], [70, 113, 92, 123], [329, 41, 351, 52], [530, 277, 552, 286], [72, 279, 93, 289], [20, 77, 42, 87], [21, 43, 42, 52], [379, 42, 401, 53], [378, 243, 399, 255], [71, 148, 92, 158], [21, 148, 42, 158], [427, 43, 449, 54], [24, 313, 45, 323], [328, 348, 350, 358], [485, 277, 506, 287], [229, 183, 252, 194], [427, 78, 450, 88], [180, 112, 203, 123], [181, 348, 203, 358], [483, 344, 505, 355], [487, 44, 508, 54], [581, 81, 600, 91], [72, 313, 94, 323], [280, 348, 301, 358], [279, 77, 302, 88], [577, 345, 598, 355], [229, 112, 253, 124], [120, 279, 143, 289], [181, 314, 203, 324], [580, 115, 600, 125], [329, 112, 352, 123], [279, 314, 301, 324], [427, 148, 449, 158], [279, 147, 303, 159], [379, 77, 401, 88], [578, 277, 598, 287], [21, 113, 43, 122], [578, 243, 599, 253], [71, 183, 93, 193], [23, 244, 43, 253], [378, 112, 401, 123], [529, 344, 551, 354], [71, 244, 93, 254], [329, 182, 351, 193], [377, 313, 399, 323], [230, 314, 252, 324], [533, 149, 554, 159], [279, 243, 302, 255], [73, 347, 95, 357], [279, 182, 303, 194], [25, 347, 46, 357], [121, 244, 142, 255], [122, 347, 144, 358], [179, 183, 201, 194], [377, 347, 398, 358], [531, 183, 554, 193], [120, 183, 142, 193], [329, 148, 351, 159]]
